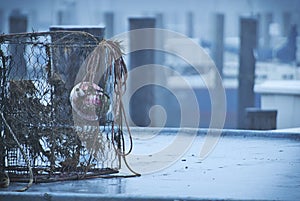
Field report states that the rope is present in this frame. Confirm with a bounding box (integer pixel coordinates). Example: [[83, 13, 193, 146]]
[[80, 39, 139, 176]]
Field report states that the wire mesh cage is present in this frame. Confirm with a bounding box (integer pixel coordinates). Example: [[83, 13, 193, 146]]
[[0, 31, 129, 185]]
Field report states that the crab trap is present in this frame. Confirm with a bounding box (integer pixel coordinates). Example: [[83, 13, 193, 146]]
[[0, 31, 135, 186]]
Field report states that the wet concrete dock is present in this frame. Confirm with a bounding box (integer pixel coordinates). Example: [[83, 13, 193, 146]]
[[1, 128, 300, 201]]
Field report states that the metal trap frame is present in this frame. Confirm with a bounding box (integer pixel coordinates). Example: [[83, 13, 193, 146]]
[[0, 31, 130, 184]]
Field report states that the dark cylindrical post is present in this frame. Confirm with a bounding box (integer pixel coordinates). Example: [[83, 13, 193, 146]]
[[0, 9, 4, 33], [104, 12, 114, 39], [186, 11, 194, 38], [282, 12, 292, 37], [211, 13, 224, 78], [155, 13, 165, 65], [237, 17, 257, 129], [9, 10, 27, 33], [9, 9, 28, 79], [129, 18, 156, 126]]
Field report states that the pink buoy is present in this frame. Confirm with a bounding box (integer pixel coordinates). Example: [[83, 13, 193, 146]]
[[70, 82, 109, 121]]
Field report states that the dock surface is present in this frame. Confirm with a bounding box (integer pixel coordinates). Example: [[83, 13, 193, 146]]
[[1, 128, 300, 201]]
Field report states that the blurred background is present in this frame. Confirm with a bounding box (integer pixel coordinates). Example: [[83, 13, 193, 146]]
[[0, 0, 299, 129], [1, 0, 299, 39]]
